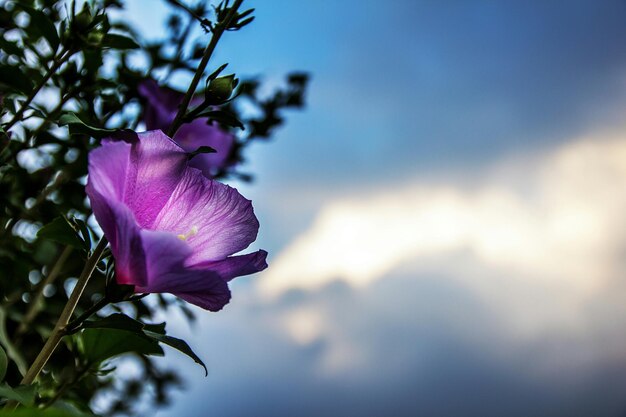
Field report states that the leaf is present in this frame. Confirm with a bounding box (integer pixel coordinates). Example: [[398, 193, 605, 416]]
[[0, 65, 33, 94], [83, 314, 206, 373], [0, 383, 36, 406], [82, 313, 145, 333], [22, 6, 60, 51], [187, 145, 216, 160], [81, 328, 163, 364], [0, 38, 22, 57], [0, 407, 94, 417], [69, 217, 92, 251], [38, 216, 85, 250], [101, 33, 140, 49], [144, 331, 208, 376], [57, 113, 116, 138], [200, 110, 244, 130], [0, 346, 6, 383]]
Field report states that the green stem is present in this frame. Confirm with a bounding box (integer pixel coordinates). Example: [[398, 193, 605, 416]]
[[166, 0, 243, 138], [65, 296, 110, 334], [14, 238, 108, 391]]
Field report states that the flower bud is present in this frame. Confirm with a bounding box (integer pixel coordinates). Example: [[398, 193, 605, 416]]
[[206, 74, 238, 102]]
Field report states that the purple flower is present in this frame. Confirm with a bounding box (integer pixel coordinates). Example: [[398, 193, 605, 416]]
[[138, 79, 235, 177], [86, 130, 267, 311]]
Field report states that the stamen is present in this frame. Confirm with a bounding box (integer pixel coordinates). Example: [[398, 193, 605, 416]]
[[177, 225, 199, 241]]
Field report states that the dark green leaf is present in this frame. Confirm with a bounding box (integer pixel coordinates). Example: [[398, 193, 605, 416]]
[[81, 328, 163, 363], [0, 65, 33, 94], [0, 407, 94, 417], [38, 216, 85, 250], [101, 33, 140, 49], [144, 331, 207, 376], [57, 113, 116, 138], [200, 110, 244, 130], [0, 383, 36, 406], [0, 38, 22, 57], [69, 217, 92, 251], [23, 6, 60, 51], [187, 145, 216, 160], [82, 313, 145, 333]]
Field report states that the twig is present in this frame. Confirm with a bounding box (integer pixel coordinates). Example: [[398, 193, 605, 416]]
[[166, 0, 243, 138]]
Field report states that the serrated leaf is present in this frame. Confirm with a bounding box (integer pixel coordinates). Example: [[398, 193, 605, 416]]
[[144, 331, 208, 376], [0, 383, 36, 406], [38, 216, 85, 250], [81, 328, 163, 364], [101, 33, 139, 49]]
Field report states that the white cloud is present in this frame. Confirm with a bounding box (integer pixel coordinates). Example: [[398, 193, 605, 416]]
[[259, 134, 626, 302]]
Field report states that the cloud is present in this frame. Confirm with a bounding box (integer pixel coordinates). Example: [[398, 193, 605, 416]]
[[259, 133, 626, 301]]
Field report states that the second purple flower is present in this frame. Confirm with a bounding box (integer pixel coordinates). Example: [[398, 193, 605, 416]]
[[138, 79, 236, 178]]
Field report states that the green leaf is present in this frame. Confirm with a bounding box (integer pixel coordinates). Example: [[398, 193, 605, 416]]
[[0, 38, 22, 57], [68, 217, 92, 251], [57, 113, 116, 138], [81, 328, 163, 364], [144, 331, 208, 376], [101, 33, 140, 49], [201, 110, 244, 130], [22, 6, 60, 51], [37, 216, 85, 250], [187, 145, 216, 160], [0, 346, 6, 383], [82, 314, 206, 373], [0, 383, 36, 406], [82, 313, 145, 333], [0, 407, 94, 417], [0, 65, 33, 94]]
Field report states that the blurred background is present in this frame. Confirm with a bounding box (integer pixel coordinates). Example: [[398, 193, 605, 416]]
[[123, 1, 626, 416]]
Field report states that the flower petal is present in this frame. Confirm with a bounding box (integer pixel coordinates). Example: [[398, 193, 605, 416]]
[[152, 168, 260, 263], [86, 184, 147, 287], [173, 279, 231, 312], [123, 130, 188, 228], [137, 230, 232, 311], [138, 80, 180, 131], [199, 250, 268, 282]]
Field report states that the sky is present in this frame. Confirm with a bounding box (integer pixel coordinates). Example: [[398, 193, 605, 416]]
[[117, 1, 626, 416]]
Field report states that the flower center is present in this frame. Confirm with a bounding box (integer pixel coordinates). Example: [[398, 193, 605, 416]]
[[177, 225, 199, 241]]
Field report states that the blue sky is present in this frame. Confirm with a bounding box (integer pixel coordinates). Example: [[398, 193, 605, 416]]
[[117, 1, 626, 416]]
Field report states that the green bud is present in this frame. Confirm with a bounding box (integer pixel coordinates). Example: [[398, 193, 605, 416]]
[[87, 31, 104, 46], [206, 74, 238, 102]]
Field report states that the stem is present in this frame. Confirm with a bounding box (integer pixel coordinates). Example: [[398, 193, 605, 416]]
[[3, 47, 72, 133], [65, 296, 109, 334], [17, 238, 108, 388], [16, 246, 73, 338], [166, 0, 243, 138]]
